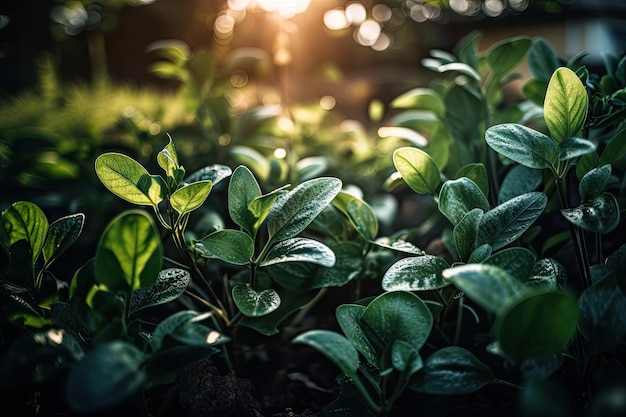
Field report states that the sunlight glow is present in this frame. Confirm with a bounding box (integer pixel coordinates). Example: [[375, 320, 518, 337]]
[[274, 148, 287, 158], [256, 0, 311, 18], [324, 8, 350, 30], [356, 19, 381, 47], [319, 95, 336, 110], [345, 2, 367, 25]]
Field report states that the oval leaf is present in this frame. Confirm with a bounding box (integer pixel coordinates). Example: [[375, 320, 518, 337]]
[[483, 247, 537, 283], [170, 180, 212, 216], [232, 285, 281, 317], [228, 165, 262, 236], [442, 263, 527, 314], [544, 67, 588, 143], [0, 201, 48, 266], [454, 208, 484, 262], [382, 255, 450, 291], [411, 346, 494, 395], [336, 304, 377, 366], [293, 330, 359, 379], [439, 177, 490, 226], [43, 213, 85, 267], [499, 165, 543, 204], [198, 229, 254, 265], [393, 147, 441, 195], [332, 191, 379, 241], [260, 237, 335, 267], [494, 290, 578, 362], [130, 268, 191, 314], [95, 153, 164, 208], [557, 137, 596, 161], [485, 123, 557, 169], [579, 164, 611, 202], [267, 177, 342, 244], [95, 210, 162, 292], [526, 258, 567, 290], [476, 192, 547, 251]]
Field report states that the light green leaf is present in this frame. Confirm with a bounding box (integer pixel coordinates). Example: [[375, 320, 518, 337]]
[[544, 67, 588, 143], [438, 62, 481, 82], [476, 192, 547, 251], [228, 165, 262, 236], [43, 213, 84, 267], [361, 291, 432, 352], [197, 229, 254, 265], [332, 191, 378, 241], [157, 135, 184, 187], [266, 177, 342, 244], [293, 330, 359, 379], [0, 201, 48, 266], [382, 255, 450, 291], [561, 192, 619, 234], [494, 290, 578, 362], [390, 87, 445, 117], [170, 180, 212, 216], [260, 237, 335, 267], [485, 123, 557, 169], [130, 268, 191, 314], [232, 285, 281, 317], [438, 177, 490, 226], [557, 137, 596, 161], [95, 153, 164, 208], [393, 147, 441, 195], [95, 210, 162, 292], [410, 346, 494, 395], [442, 263, 527, 314]]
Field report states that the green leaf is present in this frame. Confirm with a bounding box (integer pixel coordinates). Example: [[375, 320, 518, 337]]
[[361, 291, 432, 352], [150, 311, 214, 351], [332, 191, 379, 241], [438, 177, 490, 226], [442, 263, 527, 314], [578, 275, 626, 357], [499, 165, 543, 204], [599, 126, 626, 165], [197, 229, 254, 265], [232, 285, 281, 317], [454, 208, 483, 262], [185, 164, 232, 185], [526, 258, 567, 290], [95, 153, 164, 208], [0, 201, 48, 266], [579, 164, 612, 202], [455, 163, 489, 199], [544, 67, 588, 143], [483, 247, 537, 283], [157, 135, 184, 187], [170, 180, 212, 216], [312, 242, 363, 288], [561, 192, 620, 234], [95, 210, 162, 292], [494, 290, 578, 362], [437, 62, 481, 82], [66, 341, 146, 414], [476, 192, 547, 251], [390, 87, 445, 117], [485, 124, 557, 169], [557, 137, 596, 161], [410, 346, 494, 395], [266, 177, 342, 244], [393, 147, 441, 195], [228, 166, 262, 236], [248, 187, 289, 233], [293, 330, 359, 379], [486, 36, 532, 81], [527, 38, 562, 81], [468, 244, 492, 263], [130, 268, 191, 314], [42, 213, 84, 268], [336, 304, 377, 366], [391, 340, 423, 376], [260, 237, 335, 267], [381, 255, 450, 291]]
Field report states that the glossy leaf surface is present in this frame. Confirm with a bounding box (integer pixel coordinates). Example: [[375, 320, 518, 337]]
[[544, 67, 588, 143]]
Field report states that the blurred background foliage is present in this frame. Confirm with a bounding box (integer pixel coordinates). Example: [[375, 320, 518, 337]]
[[0, 0, 624, 257]]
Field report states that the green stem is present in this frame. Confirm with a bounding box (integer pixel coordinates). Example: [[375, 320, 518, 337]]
[[453, 295, 464, 346]]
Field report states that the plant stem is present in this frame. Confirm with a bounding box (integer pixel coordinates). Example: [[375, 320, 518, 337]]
[[453, 295, 464, 346]]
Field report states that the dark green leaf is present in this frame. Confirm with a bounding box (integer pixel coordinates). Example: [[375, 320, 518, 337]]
[[130, 268, 191, 314], [66, 341, 146, 414], [42, 213, 84, 268], [312, 242, 363, 288], [391, 340, 423, 376], [442, 263, 527, 314], [527, 38, 562, 81], [486, 36, 532, 81], [467, 244, 492, 263], [198, 229, 254, 265], [557, 137, 596, 161], [526, 258, 567, 290], [0, 201, 48, 266], [494, 290, 578, 363], [151, 311, 213, 351], [561, 193, 619, 233], [361, 291, 432, 352], [336, 304, 377, 365], [453, 208, 483, 262], [579, 164, 611, 202], [410, 346, 494, 395], [228, 165, 262, 236], [267, 177, 342, 244], [332, 191, 379, 241], [499, 165, 543, 204], [293, 330, 359, 379], [438, 177, 490, 226], [476, 192, 547, 251], [260, 237, 335, 267], [382, 255, 450, 291], [483, 247, 536, 283], [455, 163, 489, 199], [185, 164, 232, 185], [485, 124, 557, 169]]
